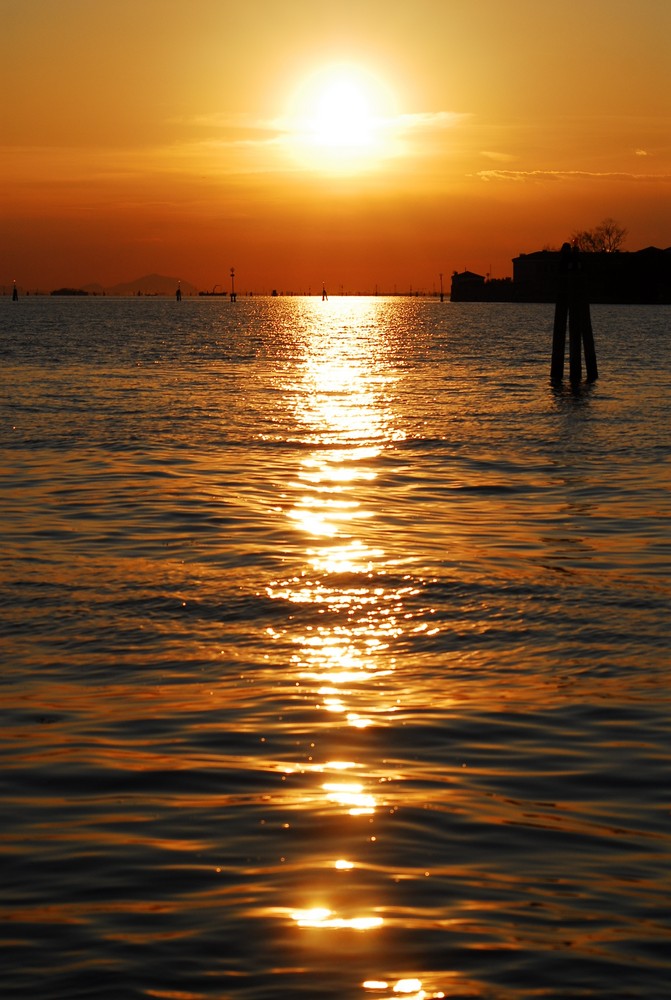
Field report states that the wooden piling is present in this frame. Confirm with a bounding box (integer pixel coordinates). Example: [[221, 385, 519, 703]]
[[551, 243, 598, 384], [580, 292, 598, 382], [550, 244, 571, 382], [568, 260, 583, 383]]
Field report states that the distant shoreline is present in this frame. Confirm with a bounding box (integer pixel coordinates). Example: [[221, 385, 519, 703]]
[[5, 244, 671, 304]]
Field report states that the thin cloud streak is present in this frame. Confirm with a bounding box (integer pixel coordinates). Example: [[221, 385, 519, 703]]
[[166, 108, 472, 174], [476, 168, 671, 182], [392, 111, 471, 131], [480, 150, 516, 162], [180, 108, 468, 140]]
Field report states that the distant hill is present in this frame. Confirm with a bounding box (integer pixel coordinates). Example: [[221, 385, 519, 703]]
[[82, 274, 199, 296]]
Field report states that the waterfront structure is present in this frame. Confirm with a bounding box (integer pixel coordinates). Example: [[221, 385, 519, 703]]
[[450, 270, 487, 301], [452, 247, 671, 303]]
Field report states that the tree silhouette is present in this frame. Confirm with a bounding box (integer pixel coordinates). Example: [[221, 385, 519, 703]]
[[571, 217, 628, 252]]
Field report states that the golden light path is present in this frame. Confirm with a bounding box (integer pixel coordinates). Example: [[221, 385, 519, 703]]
[[262, 299, 448, 998]]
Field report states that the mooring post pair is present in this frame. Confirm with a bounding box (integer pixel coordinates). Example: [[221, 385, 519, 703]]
[[551, 243, 598, 383]]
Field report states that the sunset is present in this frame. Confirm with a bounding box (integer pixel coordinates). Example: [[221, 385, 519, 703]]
[[3, 0, 670, 291], [2, 5, 671, 1000]]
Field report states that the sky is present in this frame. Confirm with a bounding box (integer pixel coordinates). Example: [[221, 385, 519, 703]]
[[2, 0, 670, 293]]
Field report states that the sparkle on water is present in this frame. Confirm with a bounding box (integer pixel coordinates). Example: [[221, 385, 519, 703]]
[[1, 294, 669, 999]]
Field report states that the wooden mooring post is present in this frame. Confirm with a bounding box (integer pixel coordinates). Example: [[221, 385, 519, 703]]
[[551, 243, 598, 383]]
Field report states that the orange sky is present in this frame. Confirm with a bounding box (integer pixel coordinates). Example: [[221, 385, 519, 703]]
[[3, 0, 670, 293]]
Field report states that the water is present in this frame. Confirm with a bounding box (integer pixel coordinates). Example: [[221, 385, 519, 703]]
[[1, 295, 669, 999]]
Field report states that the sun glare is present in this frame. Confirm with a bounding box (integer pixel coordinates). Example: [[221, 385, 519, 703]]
[[312, 78, 375, 149], [285, 64, 397, 174]]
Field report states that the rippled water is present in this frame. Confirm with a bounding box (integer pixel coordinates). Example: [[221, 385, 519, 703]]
[[1, 295, 670, 999]]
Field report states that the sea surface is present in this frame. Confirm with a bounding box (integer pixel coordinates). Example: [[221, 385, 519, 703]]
[[1, 295, 670, 1000]]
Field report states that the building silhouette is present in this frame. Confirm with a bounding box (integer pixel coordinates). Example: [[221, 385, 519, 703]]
[[451, 247, 671, 303]]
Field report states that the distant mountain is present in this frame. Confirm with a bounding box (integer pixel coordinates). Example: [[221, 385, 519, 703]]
[[83, 274, 199, 296]]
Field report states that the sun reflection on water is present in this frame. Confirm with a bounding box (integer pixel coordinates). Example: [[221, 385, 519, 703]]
[[322, 780, 377, 815], [362, 980, 446, 999], [291, 907, 383, 930], [264, 299, 416, 974]]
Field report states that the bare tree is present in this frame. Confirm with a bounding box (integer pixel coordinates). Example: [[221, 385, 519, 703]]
[[571, 218, 628, 252]]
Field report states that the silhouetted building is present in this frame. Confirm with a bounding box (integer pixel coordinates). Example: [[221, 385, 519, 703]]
[[512, 247, 671, 304], [451, 271, 515, 302], [450, 270, 486, 301], [452, 248, 671, 303]]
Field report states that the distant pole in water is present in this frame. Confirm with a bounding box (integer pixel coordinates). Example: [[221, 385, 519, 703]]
[[551, 243, 598, 384], [230, 267, 237, 302], [439, 272, 444, 302], [176, 281, 182, 302], [12, 280, 18, 301]]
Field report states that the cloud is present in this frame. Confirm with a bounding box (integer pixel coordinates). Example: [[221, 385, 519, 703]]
[[180, 109, 468, 141], [635, 148, 650, 156], [392, 111, 470, 132], [480, 150, 516, 163], [475, 168, 671, 182], [174, 112, 287, 146], [168, 107, 471, 176]]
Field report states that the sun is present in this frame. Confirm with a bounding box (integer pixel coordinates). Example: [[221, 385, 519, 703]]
[[312, 77, 374, 149], [285, 64, 397, 174]]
